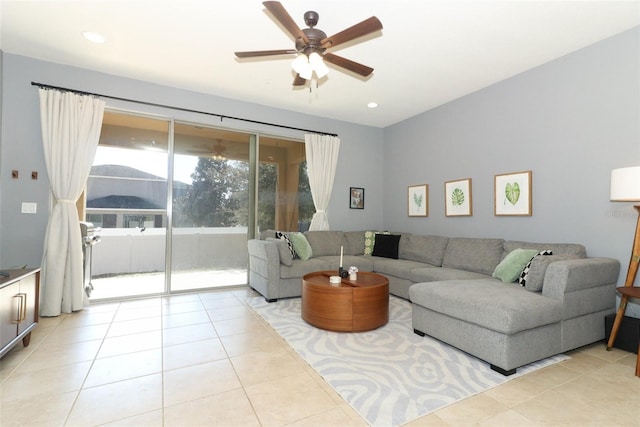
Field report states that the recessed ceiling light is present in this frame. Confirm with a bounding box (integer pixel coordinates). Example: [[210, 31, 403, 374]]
[[367, 102, 378, 109], [82, 31, 105, 44]]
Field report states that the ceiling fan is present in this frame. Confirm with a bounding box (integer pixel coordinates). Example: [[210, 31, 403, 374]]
[[186, 139, 226, 159], [234, 1, 383, 86]]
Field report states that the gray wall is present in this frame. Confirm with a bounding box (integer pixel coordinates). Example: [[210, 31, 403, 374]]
[[0, 54, 384, 269], [383, 27, 640, 313], [1, 27, 639, 308]]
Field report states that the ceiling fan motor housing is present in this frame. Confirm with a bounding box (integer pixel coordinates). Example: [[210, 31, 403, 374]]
[[297, 26, 327, 54]]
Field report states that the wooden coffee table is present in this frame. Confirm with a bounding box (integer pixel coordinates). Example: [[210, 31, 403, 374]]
[[301, 270, 389, 332]]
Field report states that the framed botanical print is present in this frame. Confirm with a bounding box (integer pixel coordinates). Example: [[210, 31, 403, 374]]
[[445, 178, 472, 216], [408, 184, 428, 217], [494, 170, 532, 216]]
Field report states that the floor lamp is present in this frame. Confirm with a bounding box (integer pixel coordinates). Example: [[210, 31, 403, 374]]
[[606, 166, 640, 368]]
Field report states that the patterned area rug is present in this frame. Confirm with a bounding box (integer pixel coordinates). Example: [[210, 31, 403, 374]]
[[247, 295, 568, 427]]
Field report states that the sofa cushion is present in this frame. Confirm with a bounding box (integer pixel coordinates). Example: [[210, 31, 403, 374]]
[[266, 237, 293, 266], [409, 279, 563, 334], [373, 258, 435, 280], [398, 234, 449, 266], [372, 234, 401, 259], [524, 254, 579, 292], [280, 258, 333, 279], [410, 267, 489, 283], [503, 241, 586, 258], [304, 231, 344, 256], [492, 248, 539, 282], [442, 238, 505, 276], [317, 255, 374, 273], [342, 231, 365, 255]]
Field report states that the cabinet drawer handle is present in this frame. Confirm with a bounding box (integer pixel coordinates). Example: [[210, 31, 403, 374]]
[[19, 293, 27, 322], [12, 294, 22, 323], [12, 294, 27, 323]]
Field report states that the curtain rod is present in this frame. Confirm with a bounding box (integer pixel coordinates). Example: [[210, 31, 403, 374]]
[[31, 82, 338, 137]]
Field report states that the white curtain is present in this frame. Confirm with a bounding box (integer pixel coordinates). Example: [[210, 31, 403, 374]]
[[38, 89, 105, 316], [305, 133, 340, 231]]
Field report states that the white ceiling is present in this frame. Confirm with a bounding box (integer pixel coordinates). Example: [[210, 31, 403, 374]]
[[1, 0, 639, 128]]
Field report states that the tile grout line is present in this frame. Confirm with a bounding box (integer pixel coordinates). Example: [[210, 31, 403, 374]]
[[202, 291, 265, 426], [62, 302, 120, 427]]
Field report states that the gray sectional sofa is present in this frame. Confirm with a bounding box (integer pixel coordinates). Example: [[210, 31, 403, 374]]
[[247, 230, 620, 375]]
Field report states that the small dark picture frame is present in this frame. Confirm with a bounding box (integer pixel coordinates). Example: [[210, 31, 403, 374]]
[[350, 187, 365, 209]]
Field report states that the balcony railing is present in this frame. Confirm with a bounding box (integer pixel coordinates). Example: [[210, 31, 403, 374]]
[[92, 227, 249, 276]]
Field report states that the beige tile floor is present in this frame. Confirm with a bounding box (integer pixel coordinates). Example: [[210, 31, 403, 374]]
[[88, 269, 247, 301], [1, 287, 639, 427]]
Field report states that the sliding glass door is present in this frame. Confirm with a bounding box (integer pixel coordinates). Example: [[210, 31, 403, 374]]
[[170, 123, 252, 291], [86, 112, 170, 299], [84, 110, 313, 300]]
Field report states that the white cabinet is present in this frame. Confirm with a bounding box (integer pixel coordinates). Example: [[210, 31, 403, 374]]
[[0, 269, 40, 358]]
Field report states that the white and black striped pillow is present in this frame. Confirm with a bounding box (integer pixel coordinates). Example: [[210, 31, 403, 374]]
[[518, 250, 552, 286], [275, 231, 296, 259]]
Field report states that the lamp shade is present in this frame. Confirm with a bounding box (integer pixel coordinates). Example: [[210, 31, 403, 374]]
[[610, 166, 640, 201], [309, 52, 329, 78], [292, 54, 310, 74]]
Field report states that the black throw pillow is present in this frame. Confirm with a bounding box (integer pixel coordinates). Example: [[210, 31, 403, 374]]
[[372, 234, 401, 259]]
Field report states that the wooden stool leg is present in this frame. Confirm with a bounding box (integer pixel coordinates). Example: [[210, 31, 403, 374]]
[[607, 295, 629, 350]]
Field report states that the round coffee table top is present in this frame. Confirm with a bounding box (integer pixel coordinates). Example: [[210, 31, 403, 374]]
[[302, 270, 389, 288]]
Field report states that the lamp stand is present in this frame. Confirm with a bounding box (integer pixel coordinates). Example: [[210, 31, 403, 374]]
[[606, 205, 640, 350]]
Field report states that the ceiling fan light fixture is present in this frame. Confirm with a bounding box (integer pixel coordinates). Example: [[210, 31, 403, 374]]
[[292, 54, 310, 74], [293, 54, 314, 80], [309, 52, 329, 78], [308, 52, 322, 64], [212, 140, 226, 160]]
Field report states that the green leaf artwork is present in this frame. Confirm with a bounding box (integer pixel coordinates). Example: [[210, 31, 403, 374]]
[[505, 182, 520, 206], [413, 192, 423, 207], [451, 188, 465, 206]]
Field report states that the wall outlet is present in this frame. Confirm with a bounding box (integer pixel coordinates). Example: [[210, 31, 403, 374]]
[[21, 202, 37, 214]]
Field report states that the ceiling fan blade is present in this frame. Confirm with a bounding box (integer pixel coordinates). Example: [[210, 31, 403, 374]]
[[323, 53, 374, 77], [321, 16, 382, 49], [293, 74, 306, 86], [263, 1, 309, 43], [235, 49, 297, 58]]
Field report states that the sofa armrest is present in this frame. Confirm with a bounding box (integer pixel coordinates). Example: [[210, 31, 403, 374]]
[[542, 258, 620, 320], [542, 258, 620, 298], [247, 239, 281, 300], [248, 238, 280, 263]]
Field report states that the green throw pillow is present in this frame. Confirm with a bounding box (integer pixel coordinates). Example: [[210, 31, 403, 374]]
[[289, 232, 313, 261], [492, 248, 539, 283]]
